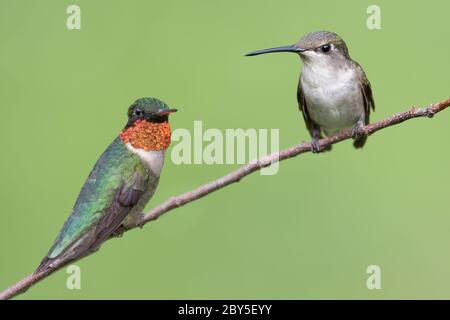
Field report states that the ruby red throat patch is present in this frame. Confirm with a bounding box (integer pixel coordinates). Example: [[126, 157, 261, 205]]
[[120, 120, 171, 151]]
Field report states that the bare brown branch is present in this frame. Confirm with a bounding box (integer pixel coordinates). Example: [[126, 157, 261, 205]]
[[1, 98, 449, 300]]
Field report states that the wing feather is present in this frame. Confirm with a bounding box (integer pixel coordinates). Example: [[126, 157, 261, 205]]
[[297, 79, 321, 137], [36, 138, 150, 273], [356, 63, 375, 124]]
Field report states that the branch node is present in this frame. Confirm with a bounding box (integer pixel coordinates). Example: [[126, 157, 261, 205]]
[[425, 104, 436, 118]]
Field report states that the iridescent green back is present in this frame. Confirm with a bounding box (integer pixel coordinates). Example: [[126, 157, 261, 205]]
[[47, 137, 147, 258]]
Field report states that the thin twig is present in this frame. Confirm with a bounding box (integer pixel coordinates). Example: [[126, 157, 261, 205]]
[[1, 98, 449, 300]]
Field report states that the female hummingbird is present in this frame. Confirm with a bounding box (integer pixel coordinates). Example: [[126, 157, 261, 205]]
[[36, 98, 177, 273], [246, 31, 375, 152]]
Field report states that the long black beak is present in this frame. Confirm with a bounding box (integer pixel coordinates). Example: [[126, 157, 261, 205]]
[[245, 45, 305, 56], [156, 108, 178, 116]]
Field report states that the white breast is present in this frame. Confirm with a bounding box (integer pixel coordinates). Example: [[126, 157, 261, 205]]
[[301, 63, 364, 135], [125, 143, 165, 175]]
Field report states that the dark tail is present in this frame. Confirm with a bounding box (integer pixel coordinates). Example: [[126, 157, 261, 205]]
[[35, 241, 99, 275], [353, 135, 367, 149]]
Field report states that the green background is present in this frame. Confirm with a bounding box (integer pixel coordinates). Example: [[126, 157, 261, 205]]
[[1, 0, 449, 299]]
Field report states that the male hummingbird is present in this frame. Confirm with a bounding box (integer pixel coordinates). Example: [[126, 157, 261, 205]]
[[35, 98, 177, 273], [246, 31, 375, 151]]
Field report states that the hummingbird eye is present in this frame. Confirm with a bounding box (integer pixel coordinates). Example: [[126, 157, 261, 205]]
[[321, 44, 331, 53], [134, 109, 143, 117]]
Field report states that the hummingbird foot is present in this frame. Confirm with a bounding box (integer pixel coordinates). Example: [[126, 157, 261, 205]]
[[310, 138, 332, 153], [309, 125, 332, 153], [311, 138, 321, 153], [137, 212, 146, 229], [112, 225, 127, 238], [352, 120, 368, 149]]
